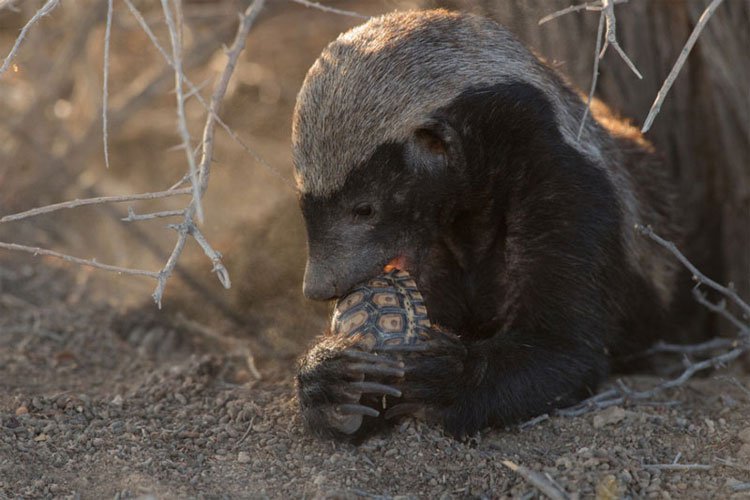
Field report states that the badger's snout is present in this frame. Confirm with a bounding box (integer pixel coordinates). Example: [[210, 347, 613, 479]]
[[302, 259, 339, 300]]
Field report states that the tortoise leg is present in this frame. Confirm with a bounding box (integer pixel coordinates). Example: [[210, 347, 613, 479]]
[[296, 336, 403, 440]]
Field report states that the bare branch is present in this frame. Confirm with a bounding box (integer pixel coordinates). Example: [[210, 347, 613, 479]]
[[0, 0, 60, 77], [153, 221, 190, 307], [0, 188, 192, 224], [290, 0, 369, 19], [500, 460, 570, 500], [190, 225, 231, 289], [540, 1, 641, 139], [102, 0, 114, 168], [600, 0, 642, 79], [161, 0, 202, 223], [692, 287, 750, 335], [557, 226, 750, 418], [636, 224, 750, 319], [577, 9, 605, 139], [560, 332, 747, 417], [195, 0, 265, 194], [122, 208, 185, 222], [151, 0, 266, 306], [539, 2, 604, 26], [0, 242, 158, 279], [122, 0, 291, 187], [518, 413, 550, 430], [643, 337, 736, 357], [641, 0, 725, 132]]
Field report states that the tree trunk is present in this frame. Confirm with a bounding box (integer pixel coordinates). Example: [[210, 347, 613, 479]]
[[429, 0, 750, 333]]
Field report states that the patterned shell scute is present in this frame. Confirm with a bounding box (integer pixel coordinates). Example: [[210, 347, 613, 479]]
[[331, 270, 432, 350]]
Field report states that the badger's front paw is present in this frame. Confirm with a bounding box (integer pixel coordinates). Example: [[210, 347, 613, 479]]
[[296, 335, 405, 440], [375, 328, 474, 437]]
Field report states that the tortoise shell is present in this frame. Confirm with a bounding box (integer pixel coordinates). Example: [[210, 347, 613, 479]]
[[330, 269, 432, 349]]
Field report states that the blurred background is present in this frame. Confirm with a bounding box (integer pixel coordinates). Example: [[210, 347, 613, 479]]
[[1, 0, 747, 371]]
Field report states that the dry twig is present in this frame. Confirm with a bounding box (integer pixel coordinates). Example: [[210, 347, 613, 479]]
[[637, 224, 750, 320], [121, 0, 289, 186], [540, 0, 641, 139], [290, 0, 369, 19], [644, 463, 712, 471], [557, 226, 749, 418], [102, 0, 114, 168], [598, 0, 641, 79], [577, 10, 605, 139], [151, 0, 266, 306], [122, 208, 185, 222], [0, 0, 60, 77], [0, 1, 267, 307], [161, 0, 202, 223], [0, 188, 192, 224], [0, 242, 158, 279], [642, 0, 726, 132], [501, 460, 570, 500], [643, 337, 736, 357]]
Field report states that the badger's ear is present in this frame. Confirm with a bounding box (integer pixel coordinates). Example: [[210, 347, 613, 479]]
[[405, 120, 457, 174]]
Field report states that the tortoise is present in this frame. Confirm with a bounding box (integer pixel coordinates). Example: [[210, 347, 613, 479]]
[[322, 269, 438, 434], [330, 269, 433, 350]]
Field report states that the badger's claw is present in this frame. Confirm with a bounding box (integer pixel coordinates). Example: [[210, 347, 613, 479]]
[[341, 348, 405, 368], [297, 337, 404, 440], [348, 362, 405, 378], [372, 327, 468, 432], [337, 403, 380, 417], [350, 381, 402, 397]]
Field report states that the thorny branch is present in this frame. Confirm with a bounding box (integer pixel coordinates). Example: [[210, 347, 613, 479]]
[[290, 0, 369, 19], [0, 0, 60, 77], [500, 460, 570, 500], [551, 226, 750, 419], [577, 9, 604, 140], [0, 0, 269, 306], [102, 0, 114, 168], [161, 0, 202, 223], [151, 0, 266, 306], [0, 242, 159, 279], [0, 188, 192, 224], [540, 0, 641, 139], [122, 0, 289, 185], [641, 0, 725, 132], [638, 224, 750, 320]]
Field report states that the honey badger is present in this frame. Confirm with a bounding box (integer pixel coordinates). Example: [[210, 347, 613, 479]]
[[293, 9, 680, 440]]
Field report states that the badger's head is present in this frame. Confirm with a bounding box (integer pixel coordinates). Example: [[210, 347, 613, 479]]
[[292, 9, 597, 300]]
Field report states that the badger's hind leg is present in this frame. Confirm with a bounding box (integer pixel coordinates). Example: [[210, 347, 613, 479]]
[[296, 335, 404, 440]]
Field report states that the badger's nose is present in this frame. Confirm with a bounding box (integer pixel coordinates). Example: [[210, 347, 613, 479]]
[[303, 261, 338, 301]]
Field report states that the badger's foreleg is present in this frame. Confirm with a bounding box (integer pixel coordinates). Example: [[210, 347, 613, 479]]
[[378, 326, 608, 438]]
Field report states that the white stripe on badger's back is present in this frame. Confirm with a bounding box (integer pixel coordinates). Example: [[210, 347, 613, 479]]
[[292, 9, 603, 197], [292, 9, 678, 307]]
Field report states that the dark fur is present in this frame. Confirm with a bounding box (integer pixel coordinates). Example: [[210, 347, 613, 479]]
[[294, 12, 680, 440]]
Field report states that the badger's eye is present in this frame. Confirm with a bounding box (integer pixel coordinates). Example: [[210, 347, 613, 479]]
[[353, 203, 374, 218]]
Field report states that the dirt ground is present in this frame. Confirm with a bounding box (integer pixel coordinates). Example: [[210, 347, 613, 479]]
[[2, 1, 750, 499], [1, 259, 749, 499]]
